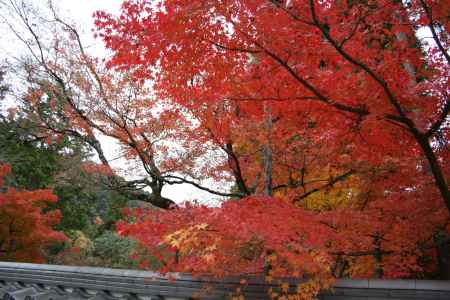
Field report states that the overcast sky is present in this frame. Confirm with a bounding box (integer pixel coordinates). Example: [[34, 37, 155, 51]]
[[0, 0, 224, 205]]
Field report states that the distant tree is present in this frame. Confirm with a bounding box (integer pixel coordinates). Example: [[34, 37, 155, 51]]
[[0, 64, 130, 235]]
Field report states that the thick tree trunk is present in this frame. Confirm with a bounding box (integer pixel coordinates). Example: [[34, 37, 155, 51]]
[[373, 234, 384, 279], [415, 133, 450, 215], [434, 230, 450, 279], [393, 7, 450, 215]]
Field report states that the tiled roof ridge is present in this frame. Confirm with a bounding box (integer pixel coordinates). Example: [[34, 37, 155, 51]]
[[1, 262, 450, 300]]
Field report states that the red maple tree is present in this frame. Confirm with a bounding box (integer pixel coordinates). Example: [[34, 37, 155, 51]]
[[93, 0, 449, 283], [3, 0, 449, 293], [0, 164, 66, 263], [95, 0, 448, 210]]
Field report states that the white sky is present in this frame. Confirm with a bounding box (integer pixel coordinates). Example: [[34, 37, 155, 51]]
[[0, 0, 225, 205]]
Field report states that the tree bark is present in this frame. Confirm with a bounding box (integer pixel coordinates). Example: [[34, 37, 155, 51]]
[[434, 230, 450, 279], [262, 103, 273, 196]]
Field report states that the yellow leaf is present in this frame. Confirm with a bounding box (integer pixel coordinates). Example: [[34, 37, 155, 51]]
[[196, 223, 208, 230], [205, 244, 217, 252]]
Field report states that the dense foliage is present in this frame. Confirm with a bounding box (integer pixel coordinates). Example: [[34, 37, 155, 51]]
[[0, 0, 448, 298], [0, 164, 66, 262], [94, 0, 449, 284]]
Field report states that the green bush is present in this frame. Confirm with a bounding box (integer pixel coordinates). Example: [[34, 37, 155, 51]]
[[93, 231, 139, 268]]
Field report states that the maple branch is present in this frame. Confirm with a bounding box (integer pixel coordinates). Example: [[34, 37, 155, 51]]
[[382, 114, 410, 129], [338, 14, 366, 49], [294, 170, 354, 202], [254, 42, 368, 116], [306, 0, 432, 134], [6, 3, 179, 208], [418, 0, 450, 65], [426, 96, 450, 138], [43, 18, 173, 205], [225, 142, 251, 196], [308, 0, 450, 213], [56, 29, 179, 207], [309, 0, 411, 125], [50, 8, 110, 99], [163, 174, 243, 198], [223, 18, 370, 117], [115, 116, 164, 189], [4, 1, 46, 68], [37, 120, 171, 206], [201, 125, 251, 196]]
